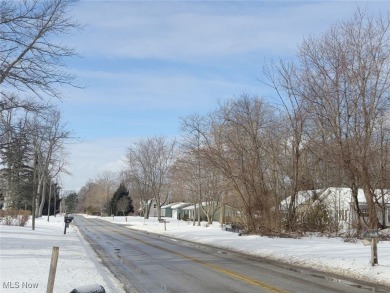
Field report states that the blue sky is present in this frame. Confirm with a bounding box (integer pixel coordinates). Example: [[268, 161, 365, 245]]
[[57, 0, 390, 192]]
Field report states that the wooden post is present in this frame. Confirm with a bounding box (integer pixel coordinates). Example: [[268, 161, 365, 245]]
[[371, 238, 378, 266], [164, 220, 166, 231], [46, 246, 59, 293]]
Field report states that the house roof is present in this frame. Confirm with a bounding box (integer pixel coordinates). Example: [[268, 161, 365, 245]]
[[182, 201, 221, 210], [170, 202, 192, 209], [280, 189, 325, 210], [161, 202, 178, 209], [316, 187, 390, 205]]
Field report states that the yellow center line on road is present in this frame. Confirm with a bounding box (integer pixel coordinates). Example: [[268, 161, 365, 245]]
[[115, 229, 289, 293]]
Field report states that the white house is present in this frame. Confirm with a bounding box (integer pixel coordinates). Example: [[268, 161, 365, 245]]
[[160, 202, 176, 217], [140, 199, 158, 217], [281, 187, 390, 230], [161, 202, 191, 219], [171, 202, 191, 219]]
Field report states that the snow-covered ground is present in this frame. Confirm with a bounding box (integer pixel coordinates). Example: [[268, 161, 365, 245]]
[[0, 216, 124, 293], [1, 215, 390, 293]]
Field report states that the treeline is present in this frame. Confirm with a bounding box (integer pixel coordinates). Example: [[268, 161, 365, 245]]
[[78, 9, 390, 235], [76, 178, 134, 216]]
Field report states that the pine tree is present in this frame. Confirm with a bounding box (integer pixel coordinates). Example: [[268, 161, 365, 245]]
[[110, 183, 134, 216], [0, 121, 33, 209]]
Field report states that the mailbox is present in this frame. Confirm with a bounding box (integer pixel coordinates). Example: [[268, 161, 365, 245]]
[[364, 229, 379, 239], [64, 214, 74, 228], [64, 214, 74, 223], [63, 214, 74, 234]]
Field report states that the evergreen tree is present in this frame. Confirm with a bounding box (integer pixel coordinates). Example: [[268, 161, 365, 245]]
[[110, 183, 134, 216], [64, 192, 78, 213], [0, 120, 33, 209]]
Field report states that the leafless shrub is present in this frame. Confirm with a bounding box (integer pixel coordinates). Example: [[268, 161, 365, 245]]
[[0, 209, 31, 226]]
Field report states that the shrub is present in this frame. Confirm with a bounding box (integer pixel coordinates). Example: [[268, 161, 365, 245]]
[[18, 210, 30, 226], [300, 203, 334, 233], [0, 209, 31, 226]]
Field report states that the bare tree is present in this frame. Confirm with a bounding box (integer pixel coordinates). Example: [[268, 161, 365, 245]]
[[124, 154, 153, 218], [116, 196, 130, 216], [264, 8, 390, 232], [182, 95, 279, 233], [0, 0, 79, 100], [0, 0, 79, 229], [75, 173, 117, 216], [180, 116, 227, 225], [95, 171, 117, 215], [31, 110, 70, 218], [126, 136, 176, 220], [264, 60, 310, 231], [296, 9, 390, 230]]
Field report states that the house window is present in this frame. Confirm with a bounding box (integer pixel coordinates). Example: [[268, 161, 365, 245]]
[[360, 207, 369, 218], [387, 208, 390, 223], [338, 210, 343, 221], [154, 204, 156, 208], [338, 209, 348, 221]]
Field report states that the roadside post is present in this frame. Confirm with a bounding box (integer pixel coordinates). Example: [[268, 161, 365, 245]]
[[46, 246, 59, 293], [363, 229, 379, 266], [159, 218, 169, 231], [371, 237, 378, 266]]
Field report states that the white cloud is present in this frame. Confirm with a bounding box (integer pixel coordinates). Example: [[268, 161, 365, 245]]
[[64, 68, 259, 110], [70, 1, 367, 61]]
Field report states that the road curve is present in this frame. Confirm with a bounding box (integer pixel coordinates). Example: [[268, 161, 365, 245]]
[[74, 216, 390, 293]]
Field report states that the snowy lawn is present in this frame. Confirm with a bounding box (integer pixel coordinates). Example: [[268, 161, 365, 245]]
[[0, 216, 123, 293], [99, 215, 390, 287]]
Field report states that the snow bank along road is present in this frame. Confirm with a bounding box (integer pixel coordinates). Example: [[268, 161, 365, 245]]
[[0, 216, 123, 293], [76, 216, 390, 293]]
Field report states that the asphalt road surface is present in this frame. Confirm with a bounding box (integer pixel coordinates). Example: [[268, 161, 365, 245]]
[[74, 216, 390, 293]]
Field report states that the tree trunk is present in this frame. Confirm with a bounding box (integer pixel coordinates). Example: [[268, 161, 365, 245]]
[[157, 197, 161, 220], [381, 189, 386, 229], [220, 204, 225, 225], [350, 184, 362, 233], [144, 200, 151, 219], [35, 174, 43, 217], [47, 182, 52, 222], [54, 187, 57, 217], [38, 175, 47, 217], [32, 156, 37, 230], [363, 185, 380, 229], [197, 200, 201, 226]]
